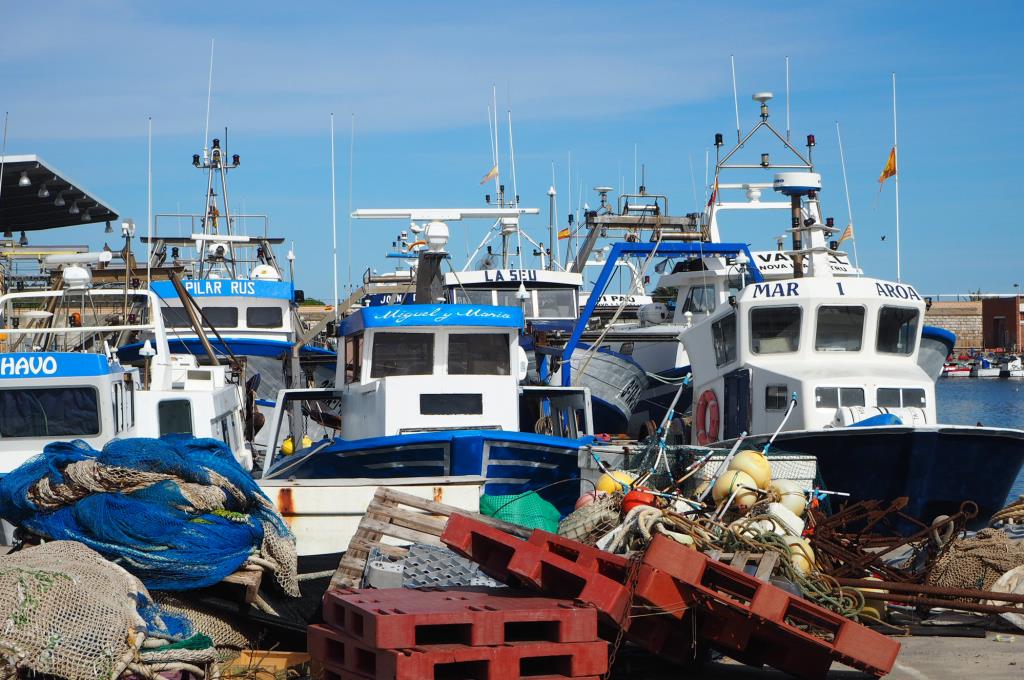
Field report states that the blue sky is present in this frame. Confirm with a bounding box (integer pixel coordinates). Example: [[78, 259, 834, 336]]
[[3, 1, 1021, 300]]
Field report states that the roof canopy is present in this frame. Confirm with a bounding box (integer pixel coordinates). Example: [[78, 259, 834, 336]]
[[0, 155, 118, 232]]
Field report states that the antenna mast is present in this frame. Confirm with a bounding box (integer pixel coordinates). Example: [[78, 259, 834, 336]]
[[202, 39, 214, 162], [731, 55, 741, 142], [330, 113, 339, 320], [785, 56, 791, 141], [835, 121, 860, 270]]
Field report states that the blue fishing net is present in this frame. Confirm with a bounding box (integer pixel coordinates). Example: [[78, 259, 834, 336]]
[[0, 435, 293, 592]]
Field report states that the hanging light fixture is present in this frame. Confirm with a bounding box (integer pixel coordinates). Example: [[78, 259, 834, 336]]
[[81, 208, 92, 222], [19, 231, 28, 246], [104, 221, 113, 233], [18, 171, 30, 187], [54, 191, 66, 207], [37, 182, 49, 198], [69, 200, 80, 215]]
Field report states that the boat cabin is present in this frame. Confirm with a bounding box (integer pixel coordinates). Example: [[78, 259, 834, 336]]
[[338, 303, 527, 438], [149, 275, 296, 348], [681, 275, 934, 444], [444, 269, 582, 333]]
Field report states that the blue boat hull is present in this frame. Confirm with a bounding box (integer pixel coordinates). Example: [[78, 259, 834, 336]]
[[264, 429, 590, 514], [734, 425, 1024, 529]]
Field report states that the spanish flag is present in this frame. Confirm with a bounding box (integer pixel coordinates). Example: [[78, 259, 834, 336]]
[[838, 223, 854, 244], [557, 228, 571, 240], [878, 147, 897, 184], [480, 164, 499, 185]]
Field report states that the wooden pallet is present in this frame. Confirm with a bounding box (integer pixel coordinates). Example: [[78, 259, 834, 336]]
[[330, 487, 531, 589], [705, 549, 781, 582]]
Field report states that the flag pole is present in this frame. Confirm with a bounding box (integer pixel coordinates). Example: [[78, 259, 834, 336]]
[[835, 121, 860, 271], [892, 72, 901, 283]]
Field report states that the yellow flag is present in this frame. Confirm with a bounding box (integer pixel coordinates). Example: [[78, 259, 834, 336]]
[[557, 228, 571, 240], [878, 147, 897, 184], [838, 223, 854, 244], [479, 164, 498, 185]]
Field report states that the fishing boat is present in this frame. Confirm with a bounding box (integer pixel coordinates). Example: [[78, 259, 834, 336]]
[[564, 92, 1024, 528], [117, 138, 335, 441], [252, 213, 594, 554]]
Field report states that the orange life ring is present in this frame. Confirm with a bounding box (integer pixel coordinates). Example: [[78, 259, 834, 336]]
[[695, 389, 720, 445]]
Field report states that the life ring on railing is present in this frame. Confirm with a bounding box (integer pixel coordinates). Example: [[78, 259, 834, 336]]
[[695, 389, 720, 445]]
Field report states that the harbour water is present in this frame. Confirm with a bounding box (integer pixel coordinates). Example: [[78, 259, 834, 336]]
[[937, 379, 1024, 498]]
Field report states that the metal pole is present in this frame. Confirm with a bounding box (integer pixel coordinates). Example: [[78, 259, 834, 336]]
[[547, 186, 556, 270], [330, 113, 339, 320], [168, 271, 220, 366], [892, 72, 901, 283]]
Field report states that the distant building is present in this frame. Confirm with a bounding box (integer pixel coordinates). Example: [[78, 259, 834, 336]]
[[925, 300, 982, 349], [981, 296, 1023, 352]]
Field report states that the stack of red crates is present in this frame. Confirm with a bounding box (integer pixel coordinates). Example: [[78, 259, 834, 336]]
[[308, 586, 608, 680]]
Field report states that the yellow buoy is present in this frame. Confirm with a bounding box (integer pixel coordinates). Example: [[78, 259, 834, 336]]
[[783, 535, 815, 575], [280, 435, 313, 456], [712, 470, 758, 512], [857, 576, 887, 619], [596, 470, 636, 494], [770, 479, 808, 517], [728, 450, 772, 489]]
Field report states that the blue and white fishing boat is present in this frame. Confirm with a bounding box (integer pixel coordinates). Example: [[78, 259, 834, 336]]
[[0, 250, 252, 474], [253, 300, 593, 552], [118, 138, 335, 419], [566, 91, 1024, 528]]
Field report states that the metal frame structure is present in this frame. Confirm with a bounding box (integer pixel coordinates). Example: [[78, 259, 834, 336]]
[[559, 241, 764, 387]]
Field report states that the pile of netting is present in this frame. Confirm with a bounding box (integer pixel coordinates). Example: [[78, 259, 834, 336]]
[[0, 541, 220, 680], [927, 527, 1024, 593], [0, 436, 298, 595], [558, 440, 864, 619]]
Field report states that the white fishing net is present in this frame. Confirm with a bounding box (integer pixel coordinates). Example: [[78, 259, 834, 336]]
[[0, 541, 218, 680]]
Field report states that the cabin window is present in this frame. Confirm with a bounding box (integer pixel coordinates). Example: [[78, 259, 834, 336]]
[[453, 289, 494, 305], [750, 306, 802, 354], [536, 289, 577, 318], [161, 306, 192, 328], [877, 307, 919, 355], [815, 386, 866, 409], [495, 289, 523, 308], [619, 342, 635, 356], [682, 285, 716, 314], [113, 383, 123, 432], [448, 333, 511, 375], [201, 306, 238, 329], [0, 386, 100, 438], [247, 307, 283, 328], [158, 399, 193, 436], [370, 332, 434, 377], [815, 306, 865, 352], [344, 334, 364, 384], [877, 387, 926, 408], [765, 384, 789, 410], [712, 313, 737, 366]]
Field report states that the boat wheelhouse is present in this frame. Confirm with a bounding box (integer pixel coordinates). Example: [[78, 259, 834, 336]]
[[444, 268, 581, 333], [682, 275, 934, 442]]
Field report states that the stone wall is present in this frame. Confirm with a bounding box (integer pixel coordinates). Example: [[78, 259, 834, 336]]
[[925, 301, 982, 349]]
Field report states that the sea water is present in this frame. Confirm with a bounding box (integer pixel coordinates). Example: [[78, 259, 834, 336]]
[[936, 379, 1024, 498]]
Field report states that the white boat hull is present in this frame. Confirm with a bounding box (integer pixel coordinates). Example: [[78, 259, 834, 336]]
[[259, 477, 484, 555]]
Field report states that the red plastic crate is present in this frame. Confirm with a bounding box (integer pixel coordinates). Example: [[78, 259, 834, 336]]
[[322, 587, 598, 648], [309, 624, 607, 680], [641, 535, 900, 679]]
